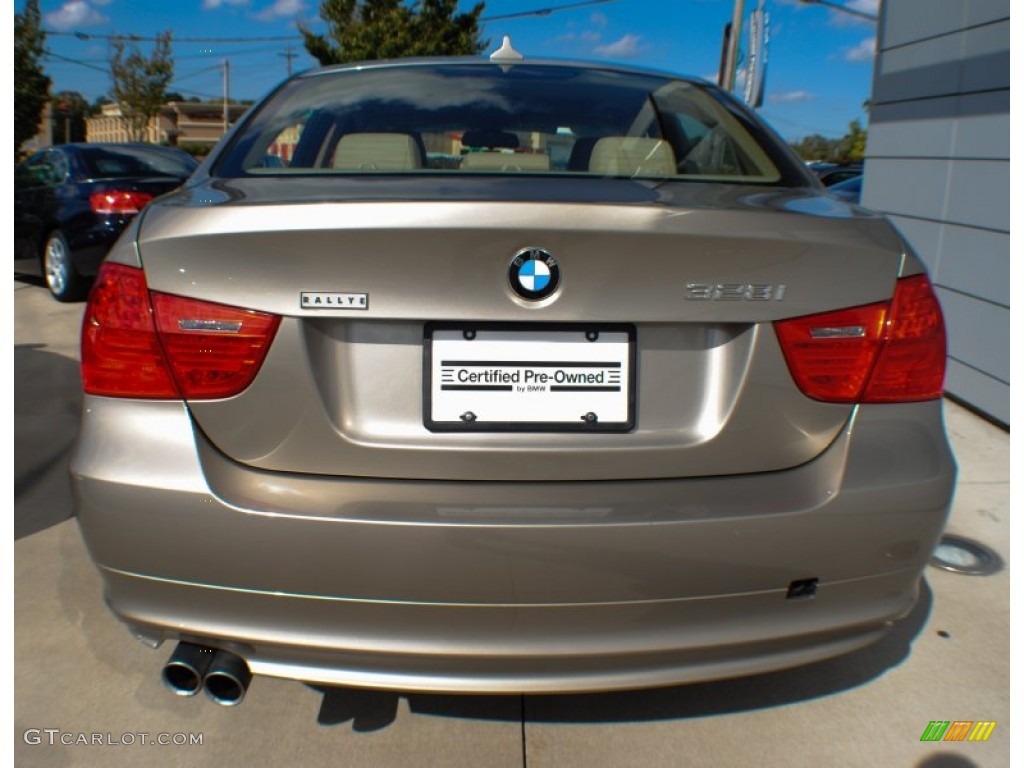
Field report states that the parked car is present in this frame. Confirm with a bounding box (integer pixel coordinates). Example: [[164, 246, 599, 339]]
[[14, 143, 197, 301], [829, 174, 863, 203], [812, 162, 863, 187], [72, 48, 955, 704]]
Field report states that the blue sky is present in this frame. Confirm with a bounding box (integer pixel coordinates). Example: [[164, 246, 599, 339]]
[[30, 0, 880, 140]]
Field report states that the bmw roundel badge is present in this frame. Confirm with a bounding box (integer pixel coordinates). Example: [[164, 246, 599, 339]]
[[509, 248, 560, 301]]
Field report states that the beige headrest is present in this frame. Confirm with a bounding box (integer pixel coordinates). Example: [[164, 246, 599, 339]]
[[589, 137, 676, 176], [333, 133, 422, 170]]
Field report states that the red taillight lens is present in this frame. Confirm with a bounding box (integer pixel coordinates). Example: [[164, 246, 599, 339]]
[[774, 275, 946, 403], [89, 190, 154, 215], [861, 275, 946, 402], [81, 263, 280, 399], [82, 263, 180, 397], [150, 293, 280, 399]]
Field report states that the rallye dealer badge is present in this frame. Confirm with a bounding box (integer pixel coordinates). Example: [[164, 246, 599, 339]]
[[301, 292, 369, 309]]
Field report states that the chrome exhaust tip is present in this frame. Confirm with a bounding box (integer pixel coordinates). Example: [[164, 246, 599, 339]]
[[161, 642, 216, 697], [203, 650, 252, 706]]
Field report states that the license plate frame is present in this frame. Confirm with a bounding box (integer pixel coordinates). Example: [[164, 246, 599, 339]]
[[424, 322, 636, 433]]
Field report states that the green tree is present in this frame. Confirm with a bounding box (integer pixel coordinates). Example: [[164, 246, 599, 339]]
[[109, 32, 174, 142], [834, 119, 867, 163], [789, 134, 836, 163], [15, 0, 51, 157], [301, 0, 487, 66], [52, 91, 90, 143]]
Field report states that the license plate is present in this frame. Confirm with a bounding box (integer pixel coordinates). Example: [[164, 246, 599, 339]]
[[425, 324, 635, 432]]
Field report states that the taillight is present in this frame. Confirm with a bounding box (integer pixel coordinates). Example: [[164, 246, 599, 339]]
[[82, 263, 280, 399], [89, 190, 154, 215], [774, 275, 946, 403], [82, 263, 179, 397], [861, 275, 947, 402], [150, 293, 280, 399]]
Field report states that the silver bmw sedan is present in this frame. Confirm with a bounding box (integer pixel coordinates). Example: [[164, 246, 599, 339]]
[[71, 52, 956, 705]]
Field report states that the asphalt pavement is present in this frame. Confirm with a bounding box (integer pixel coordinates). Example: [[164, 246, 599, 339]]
[[13, 276, 1010, 767]]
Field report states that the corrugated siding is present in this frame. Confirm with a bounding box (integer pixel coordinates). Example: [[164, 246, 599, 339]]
[[863, 0, 1009, 425]]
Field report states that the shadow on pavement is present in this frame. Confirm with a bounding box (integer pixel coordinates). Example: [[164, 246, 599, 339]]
[[915, 754, 980, 768], [314, 581, 933, 730], [15, 343, 82, 540]]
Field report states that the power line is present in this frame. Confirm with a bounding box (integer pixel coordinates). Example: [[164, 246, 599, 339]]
[[173, 63, 224, 83], [44, 49, 224, 101], [43, 30, 302, 43], [43, 49, 108, 74], [165, 85, 222, 100], [481, 0, 617, 22], [44, 45, 282, 64], [177, 45, 284, 61], [760, 111, 844, 137]]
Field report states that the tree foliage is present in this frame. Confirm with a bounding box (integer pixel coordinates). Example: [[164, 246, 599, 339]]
[[15, 0, 51, 157], [301, 0, 487, 66], [109, 32, 174, 142], [790, 120, 867, 164], [833, 120, 867, 164]]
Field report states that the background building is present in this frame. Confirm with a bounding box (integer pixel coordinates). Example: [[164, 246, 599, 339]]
[[862, 0, 1010, 425], [85, 101, 249, 149]]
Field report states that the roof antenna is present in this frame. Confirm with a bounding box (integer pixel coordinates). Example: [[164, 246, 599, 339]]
[[489, 35, 524, 63]]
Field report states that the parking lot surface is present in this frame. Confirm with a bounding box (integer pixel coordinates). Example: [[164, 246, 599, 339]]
[[14, 277, 1009, 767]]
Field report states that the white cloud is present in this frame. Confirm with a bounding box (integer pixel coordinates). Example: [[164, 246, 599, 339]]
[[255, 0, 305, 20], [594, 34, 644, 59], [590, 11, 608, 28], [778, 0, 878, 25], [828, 0, 879, 26], [768, 90, 814, 103], [844, 36, 876, 62], [848, 0, 880, 15], [203, 0, 250, 9], [44, 1, 109, 31]]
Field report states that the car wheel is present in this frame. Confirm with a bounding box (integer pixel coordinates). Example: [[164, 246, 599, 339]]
[[43, 231, 86, 302]]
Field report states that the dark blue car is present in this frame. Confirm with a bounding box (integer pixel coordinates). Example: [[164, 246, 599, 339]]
[[14, 143, 197, 301]]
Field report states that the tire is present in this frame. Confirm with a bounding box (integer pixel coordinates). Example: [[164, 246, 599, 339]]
[[43, 230, 86, 302]]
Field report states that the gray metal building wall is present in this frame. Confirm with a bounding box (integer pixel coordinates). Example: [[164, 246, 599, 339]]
[[862, 0, 1009, 425]]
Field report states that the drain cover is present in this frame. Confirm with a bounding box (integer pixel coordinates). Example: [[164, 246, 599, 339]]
[[929, 534, 1002, 576]]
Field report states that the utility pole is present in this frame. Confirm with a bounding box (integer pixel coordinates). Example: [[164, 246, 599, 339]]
[[722, 0, 745, 92], [279, 44, 297, 77], [222, 58, 230, 135]]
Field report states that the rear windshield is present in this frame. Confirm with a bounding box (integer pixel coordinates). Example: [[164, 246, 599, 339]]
[[216, 63, 786, 183], [80, 146, 197, 179]]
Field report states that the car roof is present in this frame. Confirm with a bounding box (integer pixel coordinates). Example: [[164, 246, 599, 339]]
[[298, 56, 713, 89], [57, 142, 186, 151]]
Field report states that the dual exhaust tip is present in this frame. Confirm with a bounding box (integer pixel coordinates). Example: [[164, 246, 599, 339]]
[[161, 642, 252, 706]]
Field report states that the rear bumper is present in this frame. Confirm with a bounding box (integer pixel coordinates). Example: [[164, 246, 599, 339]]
[[71, 397, 956, 693]]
